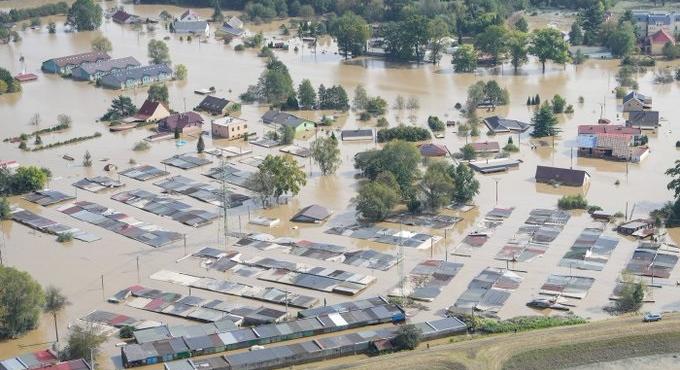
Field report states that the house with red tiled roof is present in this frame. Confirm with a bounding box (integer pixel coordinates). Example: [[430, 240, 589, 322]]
[[648, 29, 675, 55], [157, 112, 204, 133], [577, 124, 648, 162], [134, 100, 171, 122]]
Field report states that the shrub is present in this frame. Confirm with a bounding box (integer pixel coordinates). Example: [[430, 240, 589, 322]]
[[234, 44, 245, 51], [359, 111, 371, 121], [503, 143, 519, 152], [119, 325, 135, 339], [427, 116, 445, 131], [615, 87, 627, 99], [565, 104, 574, 114], [460, 144, 476, 160], [557, 194, 588, 210], [552, 94, 566, 113], [391, 324, 422, 351], [376, 117, 389, 127], [376, 126, 431, 143], [473, 315, 586, 334], [57, 233, 73, 243], [132, 141, 150, 151]]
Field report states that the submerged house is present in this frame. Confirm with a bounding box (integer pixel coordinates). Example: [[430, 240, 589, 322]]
[[483, 116, 530, 134], [622, 91, 652, 112], [195, 96, 238, 116], [535, 165, 591, 187], [648, 29, 675, 55], [158, 112, 204, 134], [42, 51, 111, 75], [134, 100, 171, 122], [171, 9, 209, 37], [291, 205, 331, 223], [577, 125, 647, 161], [419, 143, 449, 157], [627, 111, 660, 130], [112, 9, 141, 24], [341, 129, 373, 141], [99, 64, 172, 89], [211, 116, 248, 140], [261, 110, 315, 133], [470, 141, 500, 154], [71, 57, 141, 81], [217, 16, 245, 37]]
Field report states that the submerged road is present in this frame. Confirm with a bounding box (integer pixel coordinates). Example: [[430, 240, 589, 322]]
[[307, 312, 680, 370]]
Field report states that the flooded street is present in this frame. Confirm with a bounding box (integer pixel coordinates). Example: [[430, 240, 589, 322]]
[[2, 2, 680, 368]]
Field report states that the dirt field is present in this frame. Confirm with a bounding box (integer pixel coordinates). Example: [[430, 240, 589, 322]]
[[307, 313, 680, 370]]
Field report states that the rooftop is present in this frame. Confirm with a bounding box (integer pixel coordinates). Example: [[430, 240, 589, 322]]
[[46, 51, 110, 68], [535, 165, 590, 187]]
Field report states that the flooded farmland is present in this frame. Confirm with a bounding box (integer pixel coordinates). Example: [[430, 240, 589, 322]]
[[2, 2, 680, 369]]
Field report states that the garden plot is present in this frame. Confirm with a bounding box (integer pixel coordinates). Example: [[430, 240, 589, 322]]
[[449, 267, 523, 315], [453, 207, 514, 257], [72, 176, 124, 193], [325, 224, 441, 249], [120, 165, 169, 181], [154, 175, 249, 208], [539, 274, 596, 300], [559, 226, 619, 271], [388, 260, 463, 302], [204, 165, 254, 190], [11, 208, 100, 242], [384, 213, 461, 229], [162, 154, 213, 170], [625, 241, 680, 279], [111, 189, 218, 227], [58, 201, 182, 247], [150, 270, 319, 308], [22, 189, 74, 206]]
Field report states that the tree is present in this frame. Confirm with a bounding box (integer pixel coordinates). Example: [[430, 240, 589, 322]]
[[0, 197, 10, 219], [578, 0, 605, 45], [44, 286, 70, 343], [9, 166, 50, 194], [62, 324, 106, 364], [211, 0, 223, 22], [299, 5, 315, 18], [354, 141, 421, 193], [427, 116, 445, 131], [514, 17, 528, 33], [196, 135, 205, 153], [392, 324, 422, 351], [507, 31, 528, 72], [529, 28, 570, 73], [82, 151, 92, 167], [29, 113, 41, 126], [148, 39, 171, 65], [605, 21, 636, 58], [353, 84, 369, 111], [68, 0, 102, 31], [383, 15, 430, 62], [318, 84, 349, 110], [569, 22, 583, 45], [90, 35, 111, 53], [366, 97, 387, 116], [531, 102, 560, 138], [460, 144, 476, 160], [48, 22, 56, 34], [279, 125, 295, 145], [174, 64, 188, 81], [246, 167, 276, 207], [330, 12, 370, 58], [0, 266, 45, 339], [256, 155, 306, 203], [147, 84, 169, 105], [452, 44, 477, 73], [663, 42, 680, 60], [427, 18, 449, 64], [297, 79, 317, 109], [356, 181, 399, 222], [449, 163, 479, 204], [614, 274, 645, 313], [420, 161, 454, 211], [311, 137, 341, 175], [552, 94, 567, 113], [475, 25, 508, 64], [664, 159, 680, 199], [102, 96, 137, 121], [57, 114, 72, 128], [242, 57, 294, 105]]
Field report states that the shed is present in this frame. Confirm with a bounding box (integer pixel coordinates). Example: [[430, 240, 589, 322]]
[[261, 110, 315, 132], [617, 219, 652, 235], [535, 165, 590, 187], [470, 141, 500, 154], [290, 205, 331, 223], [341, 129, 373, 141], [419, 143, 448, 157], [483, 116, 530, 134], [196, 96, 236, 116]]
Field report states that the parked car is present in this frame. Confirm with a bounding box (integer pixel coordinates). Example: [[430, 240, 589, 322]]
[[643, 312, 662, 322]]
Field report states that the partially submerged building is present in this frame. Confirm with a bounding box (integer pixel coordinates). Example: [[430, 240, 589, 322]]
[[134, 100, 171, 122], [535, 165, 590, 187], [71, 57, 141, 81], [632, 10, 680, 37], [211, 116, 248, 140], [627, 110, 660, 130], [99, 64, 172, 89], [291, 205, 331, 223], [648, 28, 675, 55], [577, 125, 649, 162], [112, 9, 141, 24], [419, 143, 449, 157], [261, 110, 315, 133], [217, 16, 244, 37], [341, 129, 373, 141], [622, 91, 652, 112], [195, 96, 238, 116], [42, 51, 110, 75], [483, 116, 530, 134], [470, 141, 500, 154], [171, 9, 209, 37], [158, 112, 204, 134]]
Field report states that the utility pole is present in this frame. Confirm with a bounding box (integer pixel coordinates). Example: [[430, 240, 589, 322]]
[[493, 178, 500, 205], [220, 156, 230, 248], [100, 275, 105, 301], [136, 256, 140, 283]]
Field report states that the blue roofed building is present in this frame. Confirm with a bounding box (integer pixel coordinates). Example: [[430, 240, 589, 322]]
[[71, 57, 141, 81], [41, 51, 110, 75], [99, 64, 173, 90]]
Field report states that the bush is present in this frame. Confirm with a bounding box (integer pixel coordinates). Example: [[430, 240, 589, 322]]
[[614, 87, 627, 99], [565, 104, 574, 114], [133, 141, 150, 151], [427, 116, 445, 131], [119, 325, 135, 339], [376, 126, 431, 143], [552, 94, 567, 113], [57, 233, 73, 243], [460, 144, 476, 160], [503, 143, 519, 152], [0, 197, 10, 219], [376, 117, 389, 127], [234, 44, 245, 51], [359, 111, 371, 121], [557, 194, 588, 210], [471, 315, 586, 334], [613, 274, 645, 313], [391, 324, 422, 351]]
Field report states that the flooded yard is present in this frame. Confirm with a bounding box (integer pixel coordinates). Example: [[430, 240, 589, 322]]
[[2, 2, 680, 368]]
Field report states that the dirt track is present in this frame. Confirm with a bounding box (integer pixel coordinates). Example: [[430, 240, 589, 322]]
[[303, 313, 680, 370]]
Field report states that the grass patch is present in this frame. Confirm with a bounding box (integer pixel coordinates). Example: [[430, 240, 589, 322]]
[[456, 315, 586, 334], [503, 331, 680, 370]]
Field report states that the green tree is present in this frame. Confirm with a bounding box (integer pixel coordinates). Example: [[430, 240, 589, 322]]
[[420, 161, 454, 211], [148, 39, 171, 65], [356, 181, 399, 222], [452, 44, 478, 73], [427, 17, 449, 64], [384, 15, 430, 62], [614, 273, 645, 313], [507, 30, 528, 72], [82, 151, 92, 167], [366, 96, 387, 116], [297, 79, 317, 109], [514, 17, 528, 33], [606, 21, 636, 58], [552, 94, 567, 113], [392, 324, 422, 351], [257, 155, 306, 203], [531, 102, 560, 137], [664, 159, 680, 199], [353, 84, 369, 111], [279, 125, 295, 145], [48, 22, 56, 34], [475, 25, 508, 64], [62, 324, 106, 363], [258, 58, 294, 105], [91, 35, 111, 53], [663, 42, 679, 60], [578, 0, 605, 45], [311, 137, 341, 175], [0, 266, 45, 339], [460, 144, 476, 160], [174, 64, 188, 80], [529, 28, 570, 73], [196, 135, 205, 153], [44, 286, 70, 343], [569, 22, 583, 45], [449, 163, 479, 204], [330, 12, 370, 58], [10, 166, 50, 194], [211, 0, 223, 22], [0, 197, 10, 219], [147, 84, 169, 105], [68, 0, 102, 31], [317, 84, 349, 110], [102, 96, 137, 121], [354, 141, 421, 194]]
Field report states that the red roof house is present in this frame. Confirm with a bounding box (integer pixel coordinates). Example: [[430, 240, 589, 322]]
[[158, 112, 204, 133], [649, 29, 675, 55]]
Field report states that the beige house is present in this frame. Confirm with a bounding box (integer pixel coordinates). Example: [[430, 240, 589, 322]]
[[212, 116, 248, 139], [133, 100, 171, 122]]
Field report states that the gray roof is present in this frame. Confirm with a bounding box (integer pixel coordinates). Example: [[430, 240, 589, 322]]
[[627, 111, 660, 127], [172, 20, 208, 34], [261, 110, 310, 128], [101, 64, 172, 86], [198, 96, 230, 113], [341, 129, 373, 139], [291, 205, 331, 223], [46, 51, 110, 68], [484, 116, 530, 133], [535, 165, 590, 187], [76, 57, 141, 75], [623, 91, 649, 103]]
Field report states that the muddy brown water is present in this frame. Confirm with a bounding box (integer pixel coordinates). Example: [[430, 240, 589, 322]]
[[2, 2, 680, 368]]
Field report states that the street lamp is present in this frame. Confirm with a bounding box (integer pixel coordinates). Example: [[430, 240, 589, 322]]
[[493, 178, 500, 205]]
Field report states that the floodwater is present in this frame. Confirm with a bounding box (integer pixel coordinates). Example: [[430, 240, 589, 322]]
[[1, 2, 680, 368]]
